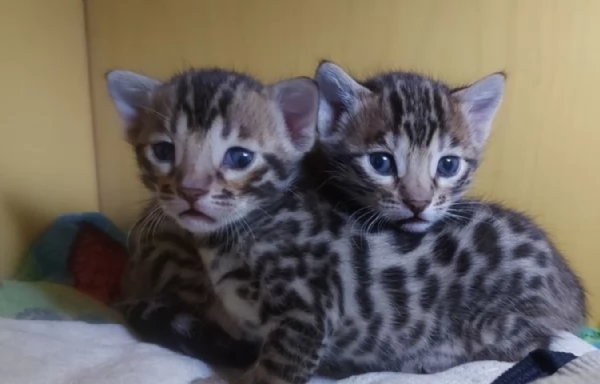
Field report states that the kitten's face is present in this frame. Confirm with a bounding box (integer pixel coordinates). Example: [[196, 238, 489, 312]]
[[106, 69, 318, 234], [315, 63, 504, 232]]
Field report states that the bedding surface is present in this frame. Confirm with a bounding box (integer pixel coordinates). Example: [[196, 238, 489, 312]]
[[0, 317, 596, 384]]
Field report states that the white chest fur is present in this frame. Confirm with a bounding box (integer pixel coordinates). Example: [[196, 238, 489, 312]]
[[199, 246, 262, 331]]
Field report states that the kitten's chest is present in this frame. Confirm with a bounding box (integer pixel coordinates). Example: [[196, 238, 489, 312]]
[[199, 244, 263, 331]]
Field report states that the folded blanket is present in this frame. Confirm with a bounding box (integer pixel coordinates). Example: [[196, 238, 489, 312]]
[[0, 318, 210, 384], [0, 317, 596, 384]]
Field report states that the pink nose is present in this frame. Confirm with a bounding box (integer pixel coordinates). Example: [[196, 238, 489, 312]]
[[403, 199, 430, 215], [178, 187, 208, 203]]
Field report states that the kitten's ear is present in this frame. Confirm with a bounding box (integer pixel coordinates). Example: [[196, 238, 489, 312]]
[[452, 72, 505, 147], [105, 70, 161, 130], [314, 61, 371, 137], [270, 77, 319, 153]]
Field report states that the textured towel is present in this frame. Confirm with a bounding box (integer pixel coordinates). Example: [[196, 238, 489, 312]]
[[0, 317, 596, 384]]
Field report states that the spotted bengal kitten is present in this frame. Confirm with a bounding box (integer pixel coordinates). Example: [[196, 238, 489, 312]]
[[106, 66, 585, 384], [310, 60, 586, 366]]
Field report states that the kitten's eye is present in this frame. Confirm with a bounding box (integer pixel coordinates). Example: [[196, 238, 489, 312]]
[[437, 156, 460, 177], [152, 141, 175, 162], [369, 152, 394, 176], [223, 147, 254, 170]]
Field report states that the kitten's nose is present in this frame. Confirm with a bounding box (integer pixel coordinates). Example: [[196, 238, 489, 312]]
[[403, 199, 431, 215], [178, 187, 208, 204]]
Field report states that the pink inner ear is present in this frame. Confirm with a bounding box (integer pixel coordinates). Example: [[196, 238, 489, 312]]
[[281, 92, 314, 144], [284, 111, 310, 143]]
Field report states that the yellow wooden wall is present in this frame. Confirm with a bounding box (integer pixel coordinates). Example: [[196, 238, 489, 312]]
[[86, 0, 600, 324], [0, 0, 98, 276]]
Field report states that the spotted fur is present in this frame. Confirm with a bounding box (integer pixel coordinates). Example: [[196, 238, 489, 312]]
[[309, 61, 586, 371], [106, 66, 586, 384], [116, 203, 258, 368]]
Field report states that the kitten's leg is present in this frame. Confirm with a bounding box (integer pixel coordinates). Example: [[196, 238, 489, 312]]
[[472, 314, 552, 362], [404, 314, 552, 373], [117, 245, 261, 368], [241, 316, 327, 384], [117, 297, 260, 368]]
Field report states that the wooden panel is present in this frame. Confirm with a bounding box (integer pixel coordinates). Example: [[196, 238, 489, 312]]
[[86, 0, 600, 324], [0, 0, 97, 276]]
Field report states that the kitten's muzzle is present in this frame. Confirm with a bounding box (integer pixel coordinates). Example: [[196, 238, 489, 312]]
[[177, 188, 216, 223], [402, 198, 431, 215], [179, 187, 209, 204], [179, 208, 216, 223]]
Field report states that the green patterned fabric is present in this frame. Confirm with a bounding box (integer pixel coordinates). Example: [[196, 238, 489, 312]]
[[580, 327, 600, 349], [0, 280, 122, 323], [0, 212, 127, 323]]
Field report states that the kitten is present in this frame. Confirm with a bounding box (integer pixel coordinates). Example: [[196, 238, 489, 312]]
[[311, 60, 586, 362], [106, 66, 585, 384]]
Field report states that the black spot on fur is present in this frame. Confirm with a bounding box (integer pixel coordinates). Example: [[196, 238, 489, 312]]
[[527, 276, 544, 290], [536, 251, 549, 268], [327, 211, 346, 238], [296, 258, 308, 278], [447, 282, 464, 311], [312, 242, 331, 260], [416, 258, 430, 279], [271, 283, 285, 297], [455, 250, 471, 276], [506, 214, 526, 233], [236, 286, 250, 299], [473, 222, 502, 270], [380, 267, 409, 328], [507, 271, 525, 298], [392, 231, 424, 253], [434, 233, 458, 266], [513, 243, 534, 259], [351, 235, 374, 319], [420, 275, 440, 311], [469, 274, 487, 302]]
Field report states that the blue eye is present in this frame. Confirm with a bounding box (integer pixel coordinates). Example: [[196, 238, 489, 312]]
[[369, 152, 394, 175], [223, 147, 254, 170], [437, 156, 460, 177], [151, 141, 175, 162]]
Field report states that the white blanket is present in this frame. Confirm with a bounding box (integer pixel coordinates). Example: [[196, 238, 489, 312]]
[[0, 318, 595, 384]]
